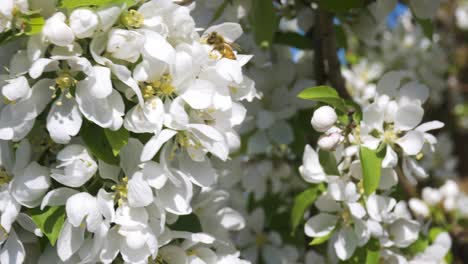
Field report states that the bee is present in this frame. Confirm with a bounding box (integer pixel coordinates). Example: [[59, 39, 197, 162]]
[[206, 32, 240, 60]]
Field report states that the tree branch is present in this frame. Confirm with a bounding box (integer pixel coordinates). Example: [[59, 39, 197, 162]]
[[311, 10, 350, 99]]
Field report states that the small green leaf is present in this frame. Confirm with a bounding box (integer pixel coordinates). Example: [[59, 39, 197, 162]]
[[274, 31, 312, 50], [309, 228, 334, 245], [104, 127, 129, 156], [81, 122, 119, 165], [365, 238, 381, 264], [297, 86, 347, 112], [251, 0, 278, 48], [405, 237, 429, 256], [30, 206, 66, 246], [318, 149, 340, 175], [428, 227, 445, 242], [60, 0, 136, 10], [290, 184, 325, 234], [359, 146, 385, 195], [23, 14, 45, 35]]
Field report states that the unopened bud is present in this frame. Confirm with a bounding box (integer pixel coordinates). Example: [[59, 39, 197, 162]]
[[317, 132, 341, 151], [311, 106, 337, 132], [409, 198, 430, 218], [421, 187, 442, 206]]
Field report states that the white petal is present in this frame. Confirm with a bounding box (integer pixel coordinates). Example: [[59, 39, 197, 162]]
[[65, 192, 99, 229], [127, 172, 154, 207], [304, 213, 338, 237], [180, 79, 215, 109], [29, 58, 59, 79], [57, 222, 85, 261], [47, 97, 82, 144], [141, 161, 167, 189], [119, 138, 144, 176], [89, 66, 113, 98], [0, 230, 25, 264], [2, 77, 30, 102], [158, 170, 193, 215], [396, 130, 425, 156], [416, 121, 444, 132], [389, 219, 420, 247], [379, 168, 398, 190], [398, 81, 429, 103], [333, 227, 357, 260], [382, 145, 398, 168], [216, 59, 243, 84], [140, 129, 177, 162], [43, 13, 75, 47], [141, 30, 175, 64], [179, 152, 216, 187], [41, 187, 79, 210], [98, 160, 120, 182], [10, 162, 50, 208], [394, 104, 424, 131]]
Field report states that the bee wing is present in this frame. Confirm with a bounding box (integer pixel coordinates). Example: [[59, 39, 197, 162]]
[[229, 42, 242, 52]]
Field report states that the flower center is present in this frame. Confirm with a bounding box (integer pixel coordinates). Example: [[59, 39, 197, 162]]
[[383, 129, 397, 144], [121, 10, 144, 29], [111, 176, 129, 206], [140, 74, 175, 99], [52, 72, 77, 105], [341, 209, 352, 225], [0, 168, 11, 186], [55, 72, 77, 91]]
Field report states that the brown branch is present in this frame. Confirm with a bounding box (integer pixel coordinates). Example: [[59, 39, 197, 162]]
[[312, 10, 350, 99], [395, 166, 418, 198], [173, 0, 194, 6]]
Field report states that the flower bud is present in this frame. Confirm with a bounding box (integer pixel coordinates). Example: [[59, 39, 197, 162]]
[[409, 198, 430, 218], [317, 132, 341, 151], [422, 187, 442, 206], [311, 106, 337, 132], [70, 9, 99, 39]]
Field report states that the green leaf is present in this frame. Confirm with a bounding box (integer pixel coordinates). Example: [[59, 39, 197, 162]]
[[290, 184, 324, 234], [81, 122, 119, 165], [359, 146, 385, 195], [104, 127, 129, 156], [428, 227, 445, 242], [405, 237, 429, 256], [23, 14, 45, 35], [309, 228, 334, 245], [274, 31, 312, 50], [30, 206, 66, 246], [317, 0, 365, 13], [318, 149, 340, 175], [251, 0, 277, 48], [60, 0, 136, 10], [297, 86, 347, 112], [365, 239, 381, 264]]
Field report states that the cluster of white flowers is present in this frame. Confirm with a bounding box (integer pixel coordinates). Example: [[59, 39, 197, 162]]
[[299, 69, 468, 262], [344, 11, 449, 107], [0, 0, 260, 263]]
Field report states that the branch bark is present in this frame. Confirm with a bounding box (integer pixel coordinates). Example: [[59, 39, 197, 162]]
[[312, 10, 350, 99]]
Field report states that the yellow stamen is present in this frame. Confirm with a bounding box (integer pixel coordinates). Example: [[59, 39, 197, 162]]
[[121, 10, 144, 29]]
